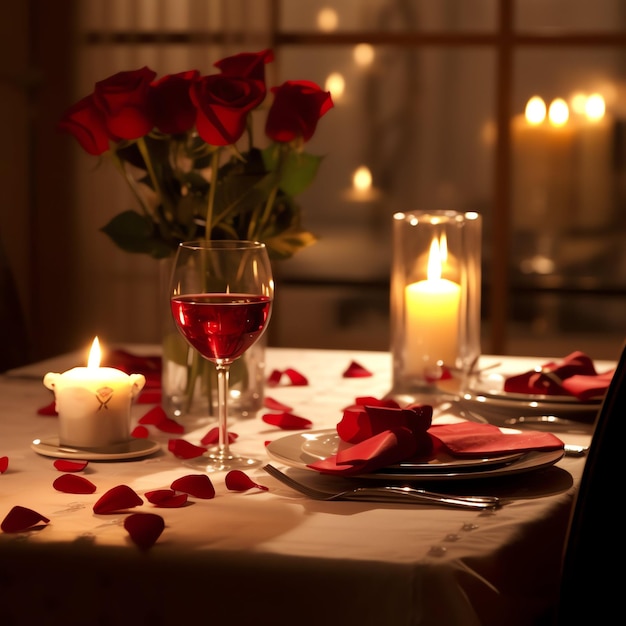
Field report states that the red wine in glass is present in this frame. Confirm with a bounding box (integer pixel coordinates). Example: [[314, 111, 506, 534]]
[[171, 294, 272, 362]]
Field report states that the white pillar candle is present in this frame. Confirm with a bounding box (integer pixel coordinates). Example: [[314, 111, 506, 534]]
[[404, 238, 461, 376], [43, 337, 145, 448]]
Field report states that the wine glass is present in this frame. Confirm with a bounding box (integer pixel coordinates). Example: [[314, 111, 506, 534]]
[[169, 240, 274, 471]]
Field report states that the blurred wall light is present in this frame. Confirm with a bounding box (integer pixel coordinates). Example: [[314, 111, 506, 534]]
[[317, 8, 338, 32], [325, 72, 345, 100], [353, 43, 375, 66], [548, 98, 569, 126]]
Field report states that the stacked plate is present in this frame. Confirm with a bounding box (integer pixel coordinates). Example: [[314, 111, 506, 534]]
[[266, 429, 564, 481]]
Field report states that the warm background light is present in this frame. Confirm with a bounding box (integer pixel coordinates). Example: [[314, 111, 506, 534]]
[[585, 93, 606, 121], [548, 98, 569, 127], [317, 8, 338, 31], [525, 96, 546, 125], [325, 72, 345, 100], [352, 166, 372, 191], [353, 43, 375, 66]]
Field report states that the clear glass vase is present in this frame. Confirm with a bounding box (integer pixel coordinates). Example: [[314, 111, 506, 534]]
[[159, 258, 266, 426]]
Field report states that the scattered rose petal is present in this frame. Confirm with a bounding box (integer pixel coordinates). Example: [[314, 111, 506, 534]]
[[343, 361, 373, 378], [137, 390, 161, 404], [200, 427, 238, 445], [124, 512, 164, 550], [53, 459, 88, 472], [267, 369, 283, 387], [131, 425, 150, 439], [171, 474, 216, 499], [266, 368, 308, 387], [0, 456, 8, 474], [37, 402, 57, 416], [144, 489, 189, 508], [1, 505, 50, 533], [264, 397, 293, 411], [262, 412, 313, 430], [225, 470, 269, 492], [139, 406, 184, 433], [93, 484, 143, 514], [168, 439, 207, 459], [284, 368, 308, 386], [53, 474, 97, 494]]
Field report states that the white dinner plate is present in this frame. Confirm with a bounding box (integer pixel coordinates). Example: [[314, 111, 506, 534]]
[[31, 437, 161, 461], [266, 429, 564, 481], [461, 371, 601, 422]]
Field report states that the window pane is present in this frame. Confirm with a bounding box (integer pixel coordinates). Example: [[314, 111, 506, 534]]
[[280, 0, 497, 33], [516, 0, 626, 32]]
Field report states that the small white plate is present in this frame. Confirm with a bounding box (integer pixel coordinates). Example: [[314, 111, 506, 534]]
[[31, 437, 161, 461], [266, 429, 564, 481]]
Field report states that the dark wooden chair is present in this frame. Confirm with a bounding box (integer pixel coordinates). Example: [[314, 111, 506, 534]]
[[554, 340, 626, 624]]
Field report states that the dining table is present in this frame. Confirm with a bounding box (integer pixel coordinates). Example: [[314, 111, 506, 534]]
[[0, 345, 607, 626]]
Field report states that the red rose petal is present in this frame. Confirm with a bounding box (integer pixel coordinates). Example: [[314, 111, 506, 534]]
[[93, 484, 143, 514], [168, 439, 207, 459], [137, 390, 161, 404], [266, 368, 308, 387], [144, 489, 188, 508], [200, 427, 238, 445], [171, 474, 216, 499], [53, 474, 97, 494], [1, 505, 50, 533], [139, 406, 184, 433], [37, 402, 57, 416], [131, 425, 150, 438], [0, 456, 8, 473], [264, 396, 293, 411], [343, 361, 373, 378], [124, 512, 164, 550], [225, 470, 269, 492], [262, 412, 313, 430], [267, 369, 283, 387], [284, 368, 308, 386], [53, 459, 88, 472]]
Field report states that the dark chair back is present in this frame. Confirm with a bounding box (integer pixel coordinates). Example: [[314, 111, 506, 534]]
[[555, 340, 626, 624]]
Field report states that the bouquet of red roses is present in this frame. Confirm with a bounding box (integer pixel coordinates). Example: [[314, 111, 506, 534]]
[[59, 49, 333, 260]]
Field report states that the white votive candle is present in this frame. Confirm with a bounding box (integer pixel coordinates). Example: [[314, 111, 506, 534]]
[[404, 239, 461, 376], [43, 337, 145, 448]]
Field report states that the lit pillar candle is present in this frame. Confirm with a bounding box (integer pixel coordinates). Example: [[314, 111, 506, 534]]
[[404, 238, 461, 376], [43, 337, 145, 448]]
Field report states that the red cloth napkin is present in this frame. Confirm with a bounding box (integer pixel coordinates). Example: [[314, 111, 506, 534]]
[[104, 349, 162, 402], [307, 403, 563, 475], [503, 351, 614, 401]]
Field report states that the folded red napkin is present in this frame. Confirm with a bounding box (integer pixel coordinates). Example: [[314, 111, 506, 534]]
[[503, 351, 614, 401], [104, 349, 162, 389], [307, 403, 563, 475]]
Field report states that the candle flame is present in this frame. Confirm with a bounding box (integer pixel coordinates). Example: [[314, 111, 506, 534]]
[[352, 166, 372, 192], [585, 93, 605, 122], [88, 337, 101, 369], [427, 238, 443, 281], [525, 96, 546, 125], [548, 98, 569, 127]]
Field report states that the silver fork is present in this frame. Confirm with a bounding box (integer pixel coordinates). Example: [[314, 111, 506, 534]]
[[262, 464, 501, 510]]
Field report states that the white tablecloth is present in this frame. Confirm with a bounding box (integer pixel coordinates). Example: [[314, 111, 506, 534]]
[[0, 347, 596, 626]]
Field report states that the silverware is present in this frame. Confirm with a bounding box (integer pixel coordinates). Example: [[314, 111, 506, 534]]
[[262, 464, 501, 510]]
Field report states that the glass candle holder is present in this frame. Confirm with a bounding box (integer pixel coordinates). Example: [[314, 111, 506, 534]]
[[390, 210, 482, 399]]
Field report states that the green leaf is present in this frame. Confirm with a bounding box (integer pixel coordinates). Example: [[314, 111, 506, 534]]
[[264, 229, 318, 260], [262, 147, 323, 196], [100, 210, 174, 259]]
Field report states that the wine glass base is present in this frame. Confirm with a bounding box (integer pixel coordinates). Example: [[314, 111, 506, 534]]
[[182, 448, 261, 473]]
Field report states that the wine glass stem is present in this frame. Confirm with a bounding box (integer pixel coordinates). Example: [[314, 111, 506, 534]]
[[216, 363, 230, 457]]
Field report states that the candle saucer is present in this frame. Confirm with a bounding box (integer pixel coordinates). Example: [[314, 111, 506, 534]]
[[31, 437, 161, 461]]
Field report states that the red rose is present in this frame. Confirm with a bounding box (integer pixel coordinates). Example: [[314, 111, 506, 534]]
[[265, 80, 333, 143], [215, 49, 273, 95], [148, 70, 200, 135], [93, 66, 157, 140], [190, 73, 265, 146], [58, 94, 113, 155]]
